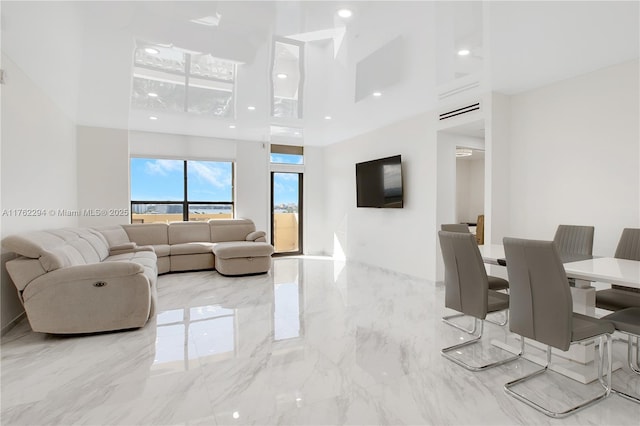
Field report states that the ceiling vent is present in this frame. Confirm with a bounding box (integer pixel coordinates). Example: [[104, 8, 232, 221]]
[[439, 102, 480, 121]]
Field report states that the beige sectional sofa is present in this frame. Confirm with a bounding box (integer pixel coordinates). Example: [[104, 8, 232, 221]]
[[3, 219, 273, 334]]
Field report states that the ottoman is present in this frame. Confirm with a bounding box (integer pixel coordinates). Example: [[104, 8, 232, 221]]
[[213, 241, 274, 276]]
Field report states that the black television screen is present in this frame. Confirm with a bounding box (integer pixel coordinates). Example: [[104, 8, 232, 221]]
[[356, 155, 403, 208]]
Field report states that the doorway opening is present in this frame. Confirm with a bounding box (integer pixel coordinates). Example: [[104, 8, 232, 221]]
[[271, 172, 303, 255]]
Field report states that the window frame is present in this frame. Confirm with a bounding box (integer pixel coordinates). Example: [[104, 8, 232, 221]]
[[130, 158, 234, 223]]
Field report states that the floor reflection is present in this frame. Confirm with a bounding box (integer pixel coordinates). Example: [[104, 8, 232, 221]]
[[154, 305, 236, 371], [273, 258, 304, 342]]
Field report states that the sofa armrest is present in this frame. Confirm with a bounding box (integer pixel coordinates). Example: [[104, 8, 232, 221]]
[[246, 231, 266, 242], [21, 261, 153, 334], [109, 243, 154, 256], [32, 261, 145, 283]]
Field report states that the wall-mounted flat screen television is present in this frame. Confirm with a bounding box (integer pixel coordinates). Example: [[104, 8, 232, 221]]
[[355, 155, 404, 208]]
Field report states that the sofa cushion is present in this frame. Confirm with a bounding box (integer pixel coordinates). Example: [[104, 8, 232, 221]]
[[210, 219, 256, 242], [67, 238, 102, 264], [122, 223, 169, 246], [3, 229, 112, 271], [105, 252, 158, 285], [151, 244, 170, 257], [94, 225, 131, 247], [3, 231, 68, 259], [170, 242, 215, 256], [40, 245, 88, 271], [66, 228, 109, 263], [168, 222, 211, 244], [213, 241, 274, 259]]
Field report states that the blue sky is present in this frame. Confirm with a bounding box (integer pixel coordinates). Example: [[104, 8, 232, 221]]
[[273, 172, 299, 205], [131, 157, 300, 205], [131, 159, 231, 201]]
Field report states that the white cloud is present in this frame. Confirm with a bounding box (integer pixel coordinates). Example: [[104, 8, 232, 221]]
[[189, 162, 231, 189], [145, 159, 183, 176]]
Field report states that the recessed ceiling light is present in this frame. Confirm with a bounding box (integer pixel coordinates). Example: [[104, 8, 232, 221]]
[[148, 92, 158, 98], [229, 124, 236, 129], [149, 116, 158, 120], [372, 91, 382, 97], [324, 116, 332, 120], [247, 106, 256, 111], [144, 47, 160, 55], [276, 73, 288, 79], [457, 49, 471, 56], [337, 9, 353, 18]]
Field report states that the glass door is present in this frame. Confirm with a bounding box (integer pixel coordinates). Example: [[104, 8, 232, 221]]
[[271, 172, 303, 255]]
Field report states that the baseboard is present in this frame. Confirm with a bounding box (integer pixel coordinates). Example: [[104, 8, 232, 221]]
[[1, 312, 26, 337]]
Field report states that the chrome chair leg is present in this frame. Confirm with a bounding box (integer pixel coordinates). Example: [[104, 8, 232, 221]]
[[444, 309, 508, 330], [630, 335, 640, 374], [441, 319, 521, 371], [487, 309, 508, 326], [609, 333, 640, 403], [505, 334, 612, 418], [442, 313, 478, 334]]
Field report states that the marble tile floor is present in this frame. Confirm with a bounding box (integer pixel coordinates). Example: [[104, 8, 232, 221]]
[[2, 256, 639, 425]]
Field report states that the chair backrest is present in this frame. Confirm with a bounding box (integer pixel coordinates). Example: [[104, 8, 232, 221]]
[[614, 228, 640, 261], [438, 231, 489, 319], [441, 224, 470, 233], [503, 238, 573, 351], [553, 224, 594, 255]]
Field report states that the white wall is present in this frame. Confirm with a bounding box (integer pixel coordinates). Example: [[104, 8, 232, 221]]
[[302, 146, 325, 255], [1, 55, 79, 332], [236, 142, 269, 235], [77, 126, 130, 227], [130, 131, 237, 160], [324, 113, 439, 280], [456, 158, 485, 224], [506, 60, 640, 255], [485, 92, 511, 245], [1, 1, 82, 121]]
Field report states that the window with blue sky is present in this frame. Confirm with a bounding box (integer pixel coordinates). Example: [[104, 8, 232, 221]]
[[130, 158, 233, 222], [131, 159, 184, 201], [269, 153, 303, 165], [187, 161, 233, 202], [273, 173, 299, 207]]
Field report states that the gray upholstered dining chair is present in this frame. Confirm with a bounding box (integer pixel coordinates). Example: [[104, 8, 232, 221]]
[[441, 223, 471, 233], [553, 224, 595, 256], [553, 224, 594, 287], [503, 237, 614, 418], [440, 224, 509, 331], [437, 231, 520, 371], [596, 228, 640, 311], [601, 307, 640, 403]]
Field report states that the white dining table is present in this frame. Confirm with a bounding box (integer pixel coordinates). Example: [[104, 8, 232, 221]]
[[477, 244, 640, 384], [563, 257, 640, 289]]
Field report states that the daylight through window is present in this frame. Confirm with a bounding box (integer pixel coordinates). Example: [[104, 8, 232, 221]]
[[130, 158, 233, 223]]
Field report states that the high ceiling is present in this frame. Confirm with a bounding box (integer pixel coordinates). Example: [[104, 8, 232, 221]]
[[2, 1, 638, 146]]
